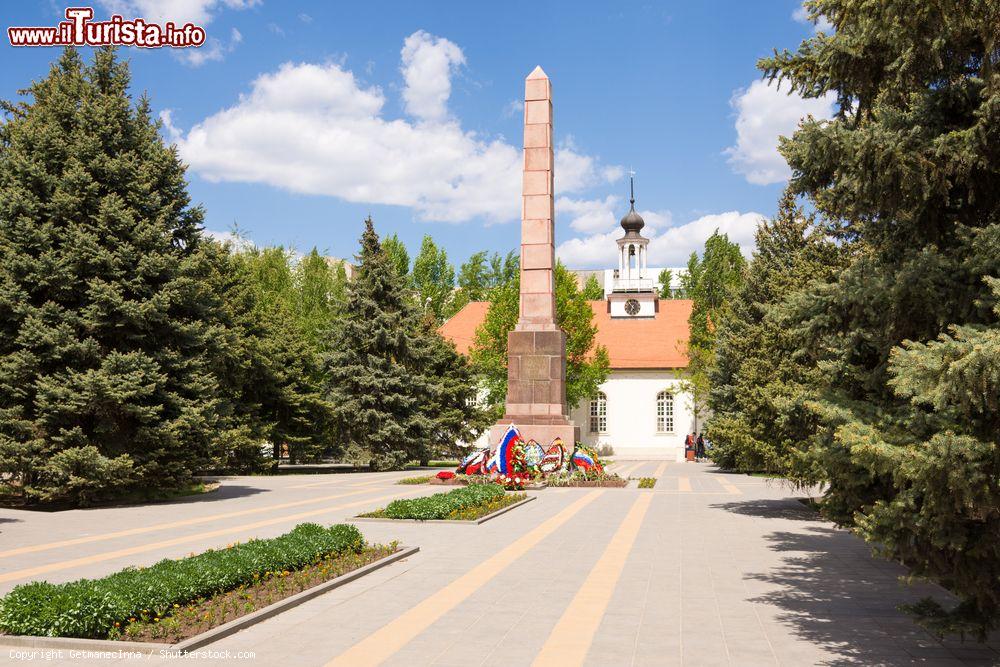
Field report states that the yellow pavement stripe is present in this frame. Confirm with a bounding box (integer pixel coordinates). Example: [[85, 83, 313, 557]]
[[326, 490, 604, 667], [533, 493, 653, 667], [678, 477, 692, 492], [0, 489, 422, 584], [612, 461, 643, 478], [719, 480, 742, 495], [0, 485, 395, 561], [652, 461, 668, 478]]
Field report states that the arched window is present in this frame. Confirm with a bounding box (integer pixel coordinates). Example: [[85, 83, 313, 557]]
[[656, 391, 674, 433], [589, 392, 607, 434]]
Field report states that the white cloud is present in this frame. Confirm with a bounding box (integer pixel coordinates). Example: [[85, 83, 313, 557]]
[[793, 6, 834, 33], [400, 31, 465, 122], [557, 210, 762, 269], [203, 228, 255, 251], [96, 0, 258, 25], [502, 99, 523, 118], [176, 26, 242, 67], [555, 138, 622, 193], [646, 210, 761, 265], [725, 79, 836, 185], [166, 32, 618, 224], [557, 196, 620, 233]]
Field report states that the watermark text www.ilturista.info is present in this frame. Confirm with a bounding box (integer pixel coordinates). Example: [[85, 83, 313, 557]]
[[8, 7, 206, 48]]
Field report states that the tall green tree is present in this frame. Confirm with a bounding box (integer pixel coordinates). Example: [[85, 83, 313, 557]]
[[759, 0, 1000, 637], [471, 262, 610, 420], [381, 234, 410, 280], [324, 219, 482, 470], [657, 268, 676, 299], [295, 248, 347, 349], [707, 192, 843, 473], [0, 48, 228, 504], [682, 231, 747, 430], [581, 274, 604, 300], [412, 235, 455, 322], [223, 246, 337, 466]]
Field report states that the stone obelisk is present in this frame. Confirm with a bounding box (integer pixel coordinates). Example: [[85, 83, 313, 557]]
[[490, 66, 580, 450]]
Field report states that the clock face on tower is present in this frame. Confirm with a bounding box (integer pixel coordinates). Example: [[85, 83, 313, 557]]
[[624, 299, 640, 316]]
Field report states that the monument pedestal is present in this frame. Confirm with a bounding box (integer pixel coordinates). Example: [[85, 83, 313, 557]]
[[489, 328, 580, 448]]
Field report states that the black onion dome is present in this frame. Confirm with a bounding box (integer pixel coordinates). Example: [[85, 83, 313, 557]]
[[620, 204, 645, 234]]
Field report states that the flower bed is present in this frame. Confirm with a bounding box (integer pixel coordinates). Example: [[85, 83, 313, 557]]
[[116, 544, 397, 643], [0, 523, 387, 640], [359, 483, 525, 521], [547, 470, 628, 488], [637, 477, 657, 489]]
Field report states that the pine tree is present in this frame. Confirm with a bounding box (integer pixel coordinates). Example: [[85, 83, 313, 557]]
[[324, 219, 481, 470], [759, 0, 1000, 637], [221, 245, 336, 467], [0, 48, 226, 504], [708, 192, 843, 473]]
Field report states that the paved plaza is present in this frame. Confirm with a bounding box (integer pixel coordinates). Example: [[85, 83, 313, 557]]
[[1, 461, 998, 666]]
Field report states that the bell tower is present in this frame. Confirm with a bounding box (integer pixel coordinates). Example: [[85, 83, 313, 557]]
[[609, 175, 658, 318]]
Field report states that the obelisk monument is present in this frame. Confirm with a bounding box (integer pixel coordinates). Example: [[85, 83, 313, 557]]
[[490, 66, 580, 450]]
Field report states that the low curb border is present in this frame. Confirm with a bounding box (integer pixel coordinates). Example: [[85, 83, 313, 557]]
[[352, 495, 536, 525], [0, 545, 419, 654]]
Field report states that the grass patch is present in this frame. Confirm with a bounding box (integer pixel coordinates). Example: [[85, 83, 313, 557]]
[[637, 477, 657, 489], [359, 483, 523, 521], [116, 544, 397, 643], [396, 475, 433, 485], [423, 460, 460, 468], [0, 523, 380, 639]]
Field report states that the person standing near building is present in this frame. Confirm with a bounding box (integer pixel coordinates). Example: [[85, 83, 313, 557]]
[[696, 433, 706, 460]]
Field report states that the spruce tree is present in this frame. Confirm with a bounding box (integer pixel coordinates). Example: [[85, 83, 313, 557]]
[[324, 219, 480, 470], [708, 192, 843, 473], [760, 0, 1000, 636], [0, 48, 225, 504]]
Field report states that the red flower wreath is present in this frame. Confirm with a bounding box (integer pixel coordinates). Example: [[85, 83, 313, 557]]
[[436, 471, 456, 480]]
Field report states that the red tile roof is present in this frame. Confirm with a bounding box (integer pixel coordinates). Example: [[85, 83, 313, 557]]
[[439, 299, 692, 369]]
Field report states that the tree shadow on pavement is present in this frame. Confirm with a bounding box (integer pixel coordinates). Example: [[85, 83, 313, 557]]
[[733, 518, 999, 665], [711, 498, 825, 521]]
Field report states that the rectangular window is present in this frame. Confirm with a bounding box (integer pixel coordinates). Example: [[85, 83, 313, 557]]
[[657, 394, 674, 433], [589, 397, 607, 434]]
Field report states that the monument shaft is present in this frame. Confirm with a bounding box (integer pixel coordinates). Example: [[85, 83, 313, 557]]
[[490, 67, 580, 449]]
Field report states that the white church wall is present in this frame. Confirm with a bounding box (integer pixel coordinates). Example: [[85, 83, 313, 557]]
[[569, 369, 697, 460]]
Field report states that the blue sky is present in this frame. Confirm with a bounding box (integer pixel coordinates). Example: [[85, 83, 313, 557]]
[[2, 1, 834, 269]]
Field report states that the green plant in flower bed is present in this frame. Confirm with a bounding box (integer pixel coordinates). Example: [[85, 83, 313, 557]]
[[0, 523, 367, 639], [547, 470, 628, 487], [396, 475, 433, 485], [444, 492, 526, 521], [637, 477, 657, 489], [116, 543, 398, 643], [364, 483, 508, 520]]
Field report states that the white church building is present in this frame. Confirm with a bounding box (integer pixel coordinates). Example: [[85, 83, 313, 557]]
[[441, 189, 698, 461]]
